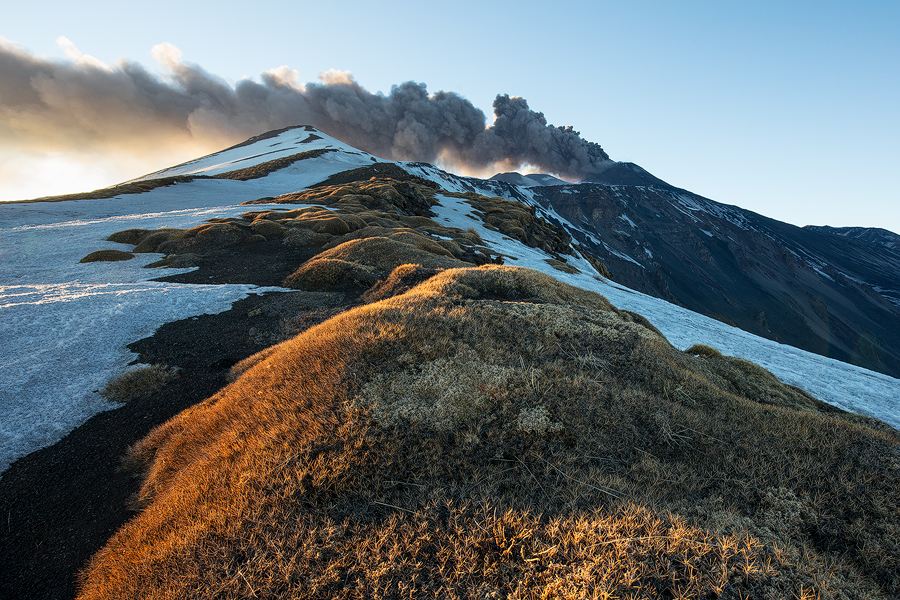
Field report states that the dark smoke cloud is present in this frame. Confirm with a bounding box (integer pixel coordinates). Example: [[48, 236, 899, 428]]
[[0, 39, 612, 180]]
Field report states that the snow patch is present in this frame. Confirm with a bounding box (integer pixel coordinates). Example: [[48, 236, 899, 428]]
[[618, 214, 637, 228], [0, 192, 297, 474]]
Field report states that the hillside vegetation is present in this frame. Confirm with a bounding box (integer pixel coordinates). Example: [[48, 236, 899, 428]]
[[69, 162, 900, 598], [77, 264, 900, 599]]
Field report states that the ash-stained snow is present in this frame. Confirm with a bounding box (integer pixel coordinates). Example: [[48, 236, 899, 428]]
[[2, 131, 897, 475]]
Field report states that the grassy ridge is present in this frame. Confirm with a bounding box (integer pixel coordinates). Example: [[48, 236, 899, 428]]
[[77, 266, 900, 599]]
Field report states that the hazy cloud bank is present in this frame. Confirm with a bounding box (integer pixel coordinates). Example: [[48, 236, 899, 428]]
[[0, 38, 612, 182]]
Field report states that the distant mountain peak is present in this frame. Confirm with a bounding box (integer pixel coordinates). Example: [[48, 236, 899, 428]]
[[489, 162, 676, 190], [581, 162, 675, 189]]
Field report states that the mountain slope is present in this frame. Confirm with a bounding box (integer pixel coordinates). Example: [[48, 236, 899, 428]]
[[396, 161, 900, 379], [805, 225, 900, 251], [1, 125, 899, 599], [523, 182, 900, 378], [3, 124, 897, 476]]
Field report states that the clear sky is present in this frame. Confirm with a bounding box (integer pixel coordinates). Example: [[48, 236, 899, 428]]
[[2, 0, 898, 234]]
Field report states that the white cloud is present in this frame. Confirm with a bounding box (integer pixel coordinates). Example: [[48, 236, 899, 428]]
[[54, 36, 112, 71]]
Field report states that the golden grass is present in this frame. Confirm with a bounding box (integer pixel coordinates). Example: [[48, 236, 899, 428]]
[[685, 343, 723, 358], [77, 266, 900, 599], [544, 258, 580, 274], [243, 176, 439, 218], [444, 192, 574, 258], [359, 264, 443, 304], [106, 184, 499, 275], [132, 228, 187, 253]]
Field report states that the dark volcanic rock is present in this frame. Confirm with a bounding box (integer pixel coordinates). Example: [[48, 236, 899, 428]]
[[533, 182, 900, 378], [805, 225, 900, 251]]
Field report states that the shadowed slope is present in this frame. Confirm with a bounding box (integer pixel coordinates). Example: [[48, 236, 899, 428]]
[[77, 266, 899, 599], [536, 183, 900, 379]]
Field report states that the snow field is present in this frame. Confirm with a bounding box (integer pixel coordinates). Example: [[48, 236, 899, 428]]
[[0, 195, 303, 474]]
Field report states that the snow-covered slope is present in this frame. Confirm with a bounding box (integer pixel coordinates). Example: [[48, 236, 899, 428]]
[[1, 126, 897, 475], [489, 172, 568, 187], [513, 179, 900, 379], [132, 125, 377, 180], [805, 225, 900, 251], [0, 127, 378, 474]]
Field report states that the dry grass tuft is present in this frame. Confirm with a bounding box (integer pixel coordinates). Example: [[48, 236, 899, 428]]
[[283, 237, 466, 291], [106, 229, 152, 245], [544, 258, 580, 274], [283, 258, 380, 291], [244, 175, 439, 218], [250, 219, 286, 239], [100, 364, 176, 404], [685, 343, 723, 358], [444, 192, 573, 258], [132, 229, 187, 253], [77, 266, 900, 600], [283, 228, 330, 248], [359, 263, 442, 304], [102, 179, 503, 278]]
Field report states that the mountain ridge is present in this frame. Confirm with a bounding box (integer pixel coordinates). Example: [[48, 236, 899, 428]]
[[524, 180, 900, 378], [26, 125, 897, 377], [397, 157, 900, 379], [2, 124, 899, 600]]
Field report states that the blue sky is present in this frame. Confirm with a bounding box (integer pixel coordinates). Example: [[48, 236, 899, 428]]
[[2, 0, 898, 233]]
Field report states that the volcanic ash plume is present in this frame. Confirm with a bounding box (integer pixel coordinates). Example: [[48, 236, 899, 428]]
[[0, 38, 613, 180]]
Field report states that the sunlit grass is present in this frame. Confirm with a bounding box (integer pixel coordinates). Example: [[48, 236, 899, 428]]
[[78, 266, 900, 599]]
